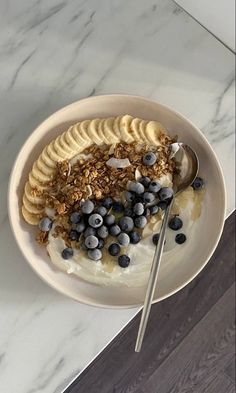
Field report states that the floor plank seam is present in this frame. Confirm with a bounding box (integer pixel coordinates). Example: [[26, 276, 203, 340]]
[[223, 371, 236, 386]]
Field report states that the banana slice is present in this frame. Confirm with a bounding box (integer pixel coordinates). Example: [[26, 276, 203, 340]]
[[103, 118, 119, 144], [47, 142, 64, 162], [29, 172, 49, 191], [97, 119, 110, 144], [145, 121, 167, 145], [24, 181, 44, 205], [22, 205, 42, 225], [37, 154, 55, 176], [32, 162, 54, 183], [32, 162, 53, 183], [71, 123, 90, 147], [65, 126, 81, 150], [59, 133, 77, 155], [41, 147, 56, 168], [139, 120, 150, 143], [74, 121, 91, 145], [119, 115, 134, 142], [130, 118, 142, 141], [53, 137, 72, 159], [113, 116, 122, 139], [87, 119, 104, 145], [23, 194, 44, 215]]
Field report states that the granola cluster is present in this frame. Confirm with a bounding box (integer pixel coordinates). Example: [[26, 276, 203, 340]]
[[44, 142, 174, 212]]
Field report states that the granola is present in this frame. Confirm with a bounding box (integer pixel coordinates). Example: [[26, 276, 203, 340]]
[[44, 142, 174, 214]]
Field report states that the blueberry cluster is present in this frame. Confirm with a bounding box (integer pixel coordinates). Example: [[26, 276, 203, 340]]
[[151, 176, 205, 247], [123, 177, 173, 236], [59, 197, 131, 267], [170, 213, 187, 244], [152, 215, 186, 246], [57, 176, 173, 267]]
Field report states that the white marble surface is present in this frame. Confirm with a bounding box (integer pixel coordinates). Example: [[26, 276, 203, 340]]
[[0, 1, 235, 392], [175, 0, 235, 52]]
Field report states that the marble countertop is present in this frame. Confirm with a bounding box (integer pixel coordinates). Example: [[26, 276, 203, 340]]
[[0, 1, 234, 392]]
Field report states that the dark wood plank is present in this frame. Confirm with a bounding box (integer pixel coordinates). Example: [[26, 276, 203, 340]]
[[198, 373, 235, 393], [142, 284, 235, 393], [65, 212, 235, 393], [224, 356, 236, 383]]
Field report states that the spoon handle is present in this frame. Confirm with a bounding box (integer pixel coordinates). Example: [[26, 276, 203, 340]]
[[135, 200, 173, 352]]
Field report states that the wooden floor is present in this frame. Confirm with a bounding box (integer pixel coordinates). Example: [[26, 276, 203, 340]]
[[66, 212, 235, 393]]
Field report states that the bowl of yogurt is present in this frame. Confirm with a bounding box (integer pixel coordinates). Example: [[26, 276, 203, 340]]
[[8, 95, 226, 308]]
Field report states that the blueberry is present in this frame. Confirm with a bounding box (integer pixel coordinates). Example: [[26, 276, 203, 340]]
[[88, 213, 103, 228], [81, 200, 94, 214], [119, 216, 134, 233], [149, 181, 161, 193], [118, 255, 130, 268], [88, 249, 102, 261], [133, 195, 144, 204], [140, 176, 151, 188], [84, 226, 96, 238], [102, 197, 113, 209], [158, 187, 173, 201], [143, 152, 157, 166], [133, 202, 144, 216], [152, 233, 166, 246], [157, 201, 168, 210], [97, 225, 109, 239], [75, 221, 86, 233], [117, 232, 130, 246], [134, 216, 147, 229], [85, 235, 99, 249], [175, 233, 187, 244], [129, 231, 141, 244], [143, 192, 155, 203], [97, 238, 105, 249], [124, 207, 134, 217], [96, 206, 107, 217], [62, 247, 74, 259], [108, 243, 121, 256], [152, 233, 159, 245], [124, 191, 135, 203], [112, 201, 124, 213], [128, 181, 145, 195], [149, 205, 159, 215], [70, 212, 82, 224], [104, 214, 115, 226], [69, 230, 79, 241], [191, 177, 204, 190], [168, 216, 183, 231], [109, 224, 121, 236], [39, 217, 52, 232]]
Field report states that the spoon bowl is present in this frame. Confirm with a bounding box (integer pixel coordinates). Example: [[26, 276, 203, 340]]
[[172, 143, 199, 195]]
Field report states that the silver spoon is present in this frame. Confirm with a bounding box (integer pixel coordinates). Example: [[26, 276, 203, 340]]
[[135, 143, 199, 352]]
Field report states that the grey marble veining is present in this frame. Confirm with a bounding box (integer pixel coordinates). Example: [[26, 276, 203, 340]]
[[0, 0, 235, 392]]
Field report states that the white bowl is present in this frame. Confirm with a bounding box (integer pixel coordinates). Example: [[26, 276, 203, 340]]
[[8, 95, 226, 308]]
